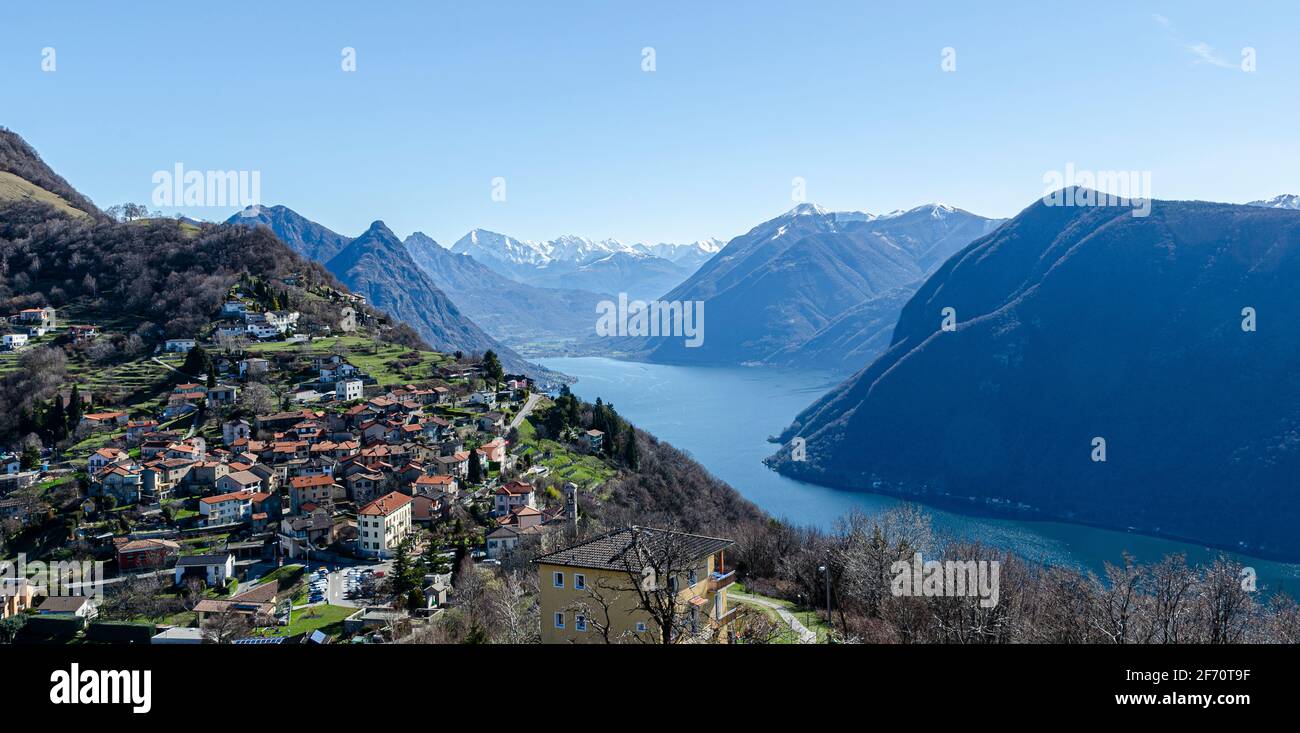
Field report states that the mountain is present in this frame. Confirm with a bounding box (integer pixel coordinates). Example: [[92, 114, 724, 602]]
[[403, 231, 608, 349], [763, 285, 918, 370], [1247, 194, 1300, 210], [232, 204, 352, 261], [633, 238, 724, 270], [616, 202, 1002, 369], [325, 221, 542, 373], [450, 229, 718, 301], [228, 208, 554, 379], [450, 229, 552, 281], [0, 128, 99, 216], [0, 129, 434, 439], [770, 190, 1300, 559], [533, 249, 691, 301]]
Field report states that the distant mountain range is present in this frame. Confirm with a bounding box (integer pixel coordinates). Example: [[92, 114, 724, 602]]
[[403, 231, 608, 349], [229, 206, 555, 379], [770, 191, 1300, 559], [451, 229, 722, 301], [608, 202, 1003, 371], [1247, 193, 1300, 210]]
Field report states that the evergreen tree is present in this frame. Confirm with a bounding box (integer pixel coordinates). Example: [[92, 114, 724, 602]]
[[180, 344, 211, 377], [468, 449, 482, 483], [390, 538, 423, 601], [20, 443, 40, 470], [46, 395, 66, 441], [622, 424, 640, 469], [482, 350, 504, 394], [65, 384, 83, 431]]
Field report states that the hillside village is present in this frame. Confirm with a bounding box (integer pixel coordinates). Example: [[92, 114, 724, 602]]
[[0, 275, 720, 644]]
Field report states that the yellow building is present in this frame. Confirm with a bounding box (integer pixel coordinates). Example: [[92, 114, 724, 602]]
[[1, 577, 35, 619], [533, 526, 737, 644]]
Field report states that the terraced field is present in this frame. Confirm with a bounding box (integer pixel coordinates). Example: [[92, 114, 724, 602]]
[[245, 335, 453, 387], [514, 417, 616, 489]]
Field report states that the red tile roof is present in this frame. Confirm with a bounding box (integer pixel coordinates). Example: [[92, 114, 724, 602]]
[[359, 491, 413, 517]]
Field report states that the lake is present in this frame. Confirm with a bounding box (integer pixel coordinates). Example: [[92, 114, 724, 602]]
[[540, 356, 1300, 593]]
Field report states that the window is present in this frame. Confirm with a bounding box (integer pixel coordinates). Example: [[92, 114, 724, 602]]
[[553, 571, 564, 588], [574, 573, 586, 590], [689, 568, 698, 586], [575, 614, 587, 631], [636, 622, 647, 633], [554, 612, 565, 629]]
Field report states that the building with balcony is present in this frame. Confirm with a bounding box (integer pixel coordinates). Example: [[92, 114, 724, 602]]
[[357, 491, 413, 559], [533, 526, 736, 644]]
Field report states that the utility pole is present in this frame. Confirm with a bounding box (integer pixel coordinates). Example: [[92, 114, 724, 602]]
[[818, 564, 831, 623]]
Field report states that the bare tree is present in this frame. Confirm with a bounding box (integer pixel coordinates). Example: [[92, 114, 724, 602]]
[[489, 570, 538, 644], [202, 611, 253, 644], [611, 527, 714, 644]]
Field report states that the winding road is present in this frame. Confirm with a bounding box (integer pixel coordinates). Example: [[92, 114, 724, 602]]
[[729, 590, 818, 643]]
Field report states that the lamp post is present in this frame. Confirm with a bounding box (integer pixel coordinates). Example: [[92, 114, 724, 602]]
[[818, 564, 831, 624]]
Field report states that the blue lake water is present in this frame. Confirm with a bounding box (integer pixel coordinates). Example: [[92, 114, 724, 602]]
[[540, 356, 1300, 594]]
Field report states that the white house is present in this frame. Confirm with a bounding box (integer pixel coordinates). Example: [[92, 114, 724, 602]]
[[322, 362, 361, 381], [199, 487, 263, 526], [357, 492, 413, 559], [238, 358, 270, 377], [174, 554, 235, 589], [493, 480, 537, 516], [2, 333, 29, 351], [336, 379, 364, 401], [164, 338, 197, 353]]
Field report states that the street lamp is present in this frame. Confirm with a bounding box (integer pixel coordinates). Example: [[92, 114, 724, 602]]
[[818, 564, 830, 625]]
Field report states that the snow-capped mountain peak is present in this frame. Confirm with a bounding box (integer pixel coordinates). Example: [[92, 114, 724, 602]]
[[1247, 194, 1300, 210], [786, 202, 828, 217]]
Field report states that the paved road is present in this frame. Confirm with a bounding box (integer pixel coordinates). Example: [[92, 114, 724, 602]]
[[150, 357, 199, 438], [730, 591, 818, 643], [509, 393, 541, 430]]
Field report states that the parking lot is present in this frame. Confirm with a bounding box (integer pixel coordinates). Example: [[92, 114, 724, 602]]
[[302, 561, 391, 608]]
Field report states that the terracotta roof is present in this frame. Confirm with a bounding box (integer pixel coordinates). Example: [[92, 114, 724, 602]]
[[201, 489, 257, 505], [496, 480, 533, 496], [289, 475, 335, 489], [358, 491, 413, 517], [116, 538, 180, 553]]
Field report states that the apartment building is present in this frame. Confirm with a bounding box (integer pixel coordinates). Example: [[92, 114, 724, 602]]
[[357, 491, 413, 559], [533, 526, 737, 644]]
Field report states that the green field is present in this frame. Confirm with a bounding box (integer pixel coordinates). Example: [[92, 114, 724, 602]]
[[264, 603, 353, 638], [244, 335, 452, 388], [514, 418, 615, 488]]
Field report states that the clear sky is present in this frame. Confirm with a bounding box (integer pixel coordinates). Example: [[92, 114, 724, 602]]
[[1, 0, 1295, 245]]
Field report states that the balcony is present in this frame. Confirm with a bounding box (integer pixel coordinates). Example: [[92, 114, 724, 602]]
[[708, 569, 736, 592], [710, 605, 740, 628]]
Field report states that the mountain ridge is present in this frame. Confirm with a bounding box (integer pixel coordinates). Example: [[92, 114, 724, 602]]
[[770, 190, 1300, 559]]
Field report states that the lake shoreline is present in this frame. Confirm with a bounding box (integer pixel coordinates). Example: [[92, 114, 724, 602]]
[[542, 355, 1300, 589]]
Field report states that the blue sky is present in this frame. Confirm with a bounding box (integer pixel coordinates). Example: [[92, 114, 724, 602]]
[[1, 0, 1295, 245]]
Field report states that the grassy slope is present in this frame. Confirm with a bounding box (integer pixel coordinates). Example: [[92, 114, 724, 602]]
[[0, 170, 89, 219], [513, 412, 616, 489]]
